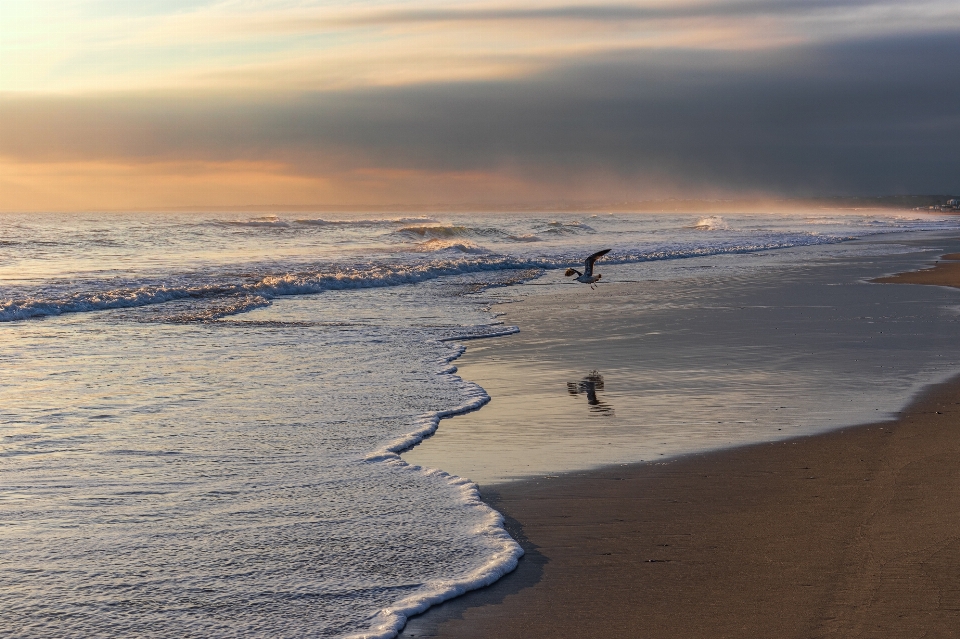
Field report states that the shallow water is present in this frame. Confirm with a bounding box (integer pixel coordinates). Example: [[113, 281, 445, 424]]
[[1, 211, 958, 637], [406, 234, 960, 483], [1, 288, 523, 638]]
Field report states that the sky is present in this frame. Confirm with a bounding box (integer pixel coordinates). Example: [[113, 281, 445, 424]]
[[1, 0, 959, 211]]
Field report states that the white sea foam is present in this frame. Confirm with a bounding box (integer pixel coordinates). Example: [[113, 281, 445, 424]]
[[0, 261, 526, 638], [687, 215, 730, 231], [345, 473, 521, 639], [395, 225, 505, 240], [0, 233, 873, 323], [220, 215, 291, 228], [165, 294, 272, 322], [355, 337, 523, 639], [294, 216, 439, 227], [414, 239, 491, 254]]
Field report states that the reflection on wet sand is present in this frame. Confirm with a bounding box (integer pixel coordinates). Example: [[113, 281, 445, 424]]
[[567, 371, 614, 415]]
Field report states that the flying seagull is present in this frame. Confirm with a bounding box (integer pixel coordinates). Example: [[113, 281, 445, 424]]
[[565, 249, 611, 289]]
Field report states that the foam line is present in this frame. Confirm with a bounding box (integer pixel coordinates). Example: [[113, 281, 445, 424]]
[[293, 216, 439, 227], [0, 230, 884, 323], [354, 333, 523, 639], [440, 326, 520, 342], [344, 473, 522, 639]]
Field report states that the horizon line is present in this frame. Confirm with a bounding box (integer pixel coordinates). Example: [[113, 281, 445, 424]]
[[2, 195, 955, 215]]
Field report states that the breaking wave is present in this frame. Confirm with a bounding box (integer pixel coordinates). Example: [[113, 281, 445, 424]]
[[395, 225, 506, 240], [1, 232, 858, 323], [216, 215, 447, 230], [396, 226, 548, 243], [294, 217, 439, 227], [687, 216, 730, 231], [414, 239, 491, 254], [220, 215, 291, 228], [160, 295, 272, 323], [538, 221, 595, 235]]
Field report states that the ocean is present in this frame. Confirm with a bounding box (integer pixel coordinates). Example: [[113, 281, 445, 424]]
[[2, 210, 958, 637]]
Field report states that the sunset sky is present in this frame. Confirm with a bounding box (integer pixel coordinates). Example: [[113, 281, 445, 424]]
[[2, 0, 959, 211]]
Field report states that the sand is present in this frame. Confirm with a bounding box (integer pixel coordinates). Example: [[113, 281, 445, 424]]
[[402, 378, 960, 639], [399, 249, 960, 639], [874, 252, 960, 288]]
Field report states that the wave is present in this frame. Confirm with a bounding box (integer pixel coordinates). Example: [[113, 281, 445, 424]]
[[397, 225, 548, 243], [348, 468, 521, 639], [218, 214, 440, 229], [413, 239, 491, 254], [538, 220, 595, 235], [0, 231, 860, 323], [2, 286, 208, 322], [162, 295, 272, 323], [354, 340, 523, 639], [395, 225, 505, 240], [799, 213, 955, 227], [220, 215, 290, 228], [687, 216, 730, 231], [294, 216, 439, 227]]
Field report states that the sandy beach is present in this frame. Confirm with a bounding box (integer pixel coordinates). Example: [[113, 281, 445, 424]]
[[401, 242, 960, 638], [874, 251, 960, 289]]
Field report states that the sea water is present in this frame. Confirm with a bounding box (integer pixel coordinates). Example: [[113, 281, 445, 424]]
[[1, 210, 958, 637], [404, 231, 960, 483]]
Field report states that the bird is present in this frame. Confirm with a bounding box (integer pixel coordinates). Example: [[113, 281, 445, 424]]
[[565, 249, 611, 289]]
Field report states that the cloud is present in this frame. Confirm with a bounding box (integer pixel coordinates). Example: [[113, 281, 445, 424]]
[[315, 0, 908, 26], [5, 0, 959, 93], [1, 31, 958, 207]]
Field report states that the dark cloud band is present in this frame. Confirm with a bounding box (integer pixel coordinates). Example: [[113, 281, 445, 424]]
[[1, 32, 958, 196], [319, 0, 917, 27]]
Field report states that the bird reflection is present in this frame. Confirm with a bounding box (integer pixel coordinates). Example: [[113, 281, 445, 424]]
[[567, 371, 614, 415]]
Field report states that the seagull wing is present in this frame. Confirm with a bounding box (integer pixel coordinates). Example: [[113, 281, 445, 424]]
[[583, 249, 611, 277]]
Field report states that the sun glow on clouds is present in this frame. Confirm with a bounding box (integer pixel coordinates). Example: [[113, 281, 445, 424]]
[[4, 0, 959, 93], [0, 157, 567, 212], [1, 1, 959, 210], [0, 159, 323, 211]]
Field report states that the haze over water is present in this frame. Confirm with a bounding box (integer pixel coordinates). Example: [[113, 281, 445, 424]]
[[2, 210, 960, 637]]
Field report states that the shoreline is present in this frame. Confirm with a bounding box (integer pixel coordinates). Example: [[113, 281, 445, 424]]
[[872, 251, 960, 288], [402, 373, 960, 638], [403, 234, 960, 484], [400, 246, 960, 638]]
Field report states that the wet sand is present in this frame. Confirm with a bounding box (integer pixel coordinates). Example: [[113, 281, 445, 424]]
[[873, 251, 960, 288], [400, 250, 960, 639]]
